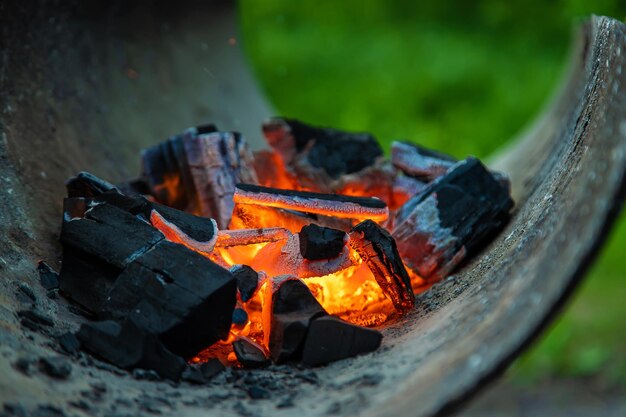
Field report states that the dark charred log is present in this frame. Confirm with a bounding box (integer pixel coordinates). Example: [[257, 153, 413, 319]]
[[393, 158, 513, 282], [349, 220, 415, 312], [262, 118, 383, 179], [233, 337, 269, 368]]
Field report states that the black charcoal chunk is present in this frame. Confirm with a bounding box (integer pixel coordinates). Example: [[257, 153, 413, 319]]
[[38, 356, 72, 379], [181, 359, 225, 384], [350, 220, 415, 312], [393, 158, 513, 281], [101, 241, 236, 359], [66, 171, 117, 198], [299, 224, 346, 260], [230, 265, 259, 302], [391, 141, 456, 182], [58, 248, 121, 313], [58, 332, 80, 355], [76, 318, 186, 381], [301, 316, 382, 366], [233, 337, 269, 369], [270, 278, 327, 363], [150, 202, 218, 245], [17, 309, 54, 327], [263, 118, 383, 178], [90, 191, 152, 217], [61, 203, 164, 269], [37, 261, 59, 290]]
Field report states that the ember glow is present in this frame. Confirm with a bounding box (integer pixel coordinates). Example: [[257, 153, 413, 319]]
[[59, 118, 512, 375]]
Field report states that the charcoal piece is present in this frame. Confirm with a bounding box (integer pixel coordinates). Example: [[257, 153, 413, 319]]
[[230, 203, 353, 233], [37, 261, 60, 290], [59, 248, 121, 313], [90, 190, 152, 217], [230, 265, 259, 302], [349, 220, 415, 312], [262, 118, 383, 178], [232, 308, 248, 325], [299, 224, 346, 260], [268, 277, 327, 363], [101, 240, 236, 359], [62, 198, 86, 222], [391, 141, 456, 182], [38, 356, 72, 379], [393, 158, 513, 281], [66, 171, 118, 198], [61, 203, 164, 269], [141, 133, 193, 210], [16, 283, 36, 303], [183, 129, 258, 228], [57, 332, 80, 355], [76, 318, 186, 381], [301, 315, 382, 366], [17, 309, 54, 327], [234, 183, 388, 222], [217, 228, 291, 248], [251, 233, 353, 279], [233, 337, 269, 368], [181, 359, 225, 384], [149, 206, 218, 254]]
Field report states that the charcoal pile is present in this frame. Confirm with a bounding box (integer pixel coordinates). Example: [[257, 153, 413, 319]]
[[53, 119, 513, 380]]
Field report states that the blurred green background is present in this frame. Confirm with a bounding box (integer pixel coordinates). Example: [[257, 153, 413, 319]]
[[239, 1, 626, 387]]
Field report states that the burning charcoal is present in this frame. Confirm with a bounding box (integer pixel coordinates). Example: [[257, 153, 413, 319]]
[[265, 276, 327, 363], [216, 228, 291, 248], [230, 265, 260, 302], [141, 130, 198, 210], [391, 141, 457, 182], [37, 261, 59, 290], [183, 129, 258, 228], [253, 149, 299, 189], [101, 241, 236, 359], [234, 184, 389, 222], [230, 202, 353, 233], [149, 206, 218, 255], [262, 118, 383, 179], [89, 190, 152, 216], [349, 220, 415, 312], [299, 224, 347, 260], [233, 337, 269, 368], [65, 171, 118, 198], [393, 158, 513, 282], [252, 233, 354, 279], [76, 317, 186, 381], [181, 359, 225, 384], [61, 203, 164, 270], [301, 316, 382, 366]]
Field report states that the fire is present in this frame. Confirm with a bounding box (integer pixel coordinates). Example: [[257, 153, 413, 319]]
[[149, 149, 427, 367]]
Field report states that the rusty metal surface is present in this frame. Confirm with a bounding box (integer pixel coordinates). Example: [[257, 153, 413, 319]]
[[0, 2, 624, 416]]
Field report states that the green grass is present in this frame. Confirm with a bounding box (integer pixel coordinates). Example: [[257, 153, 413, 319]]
[[239, 0, 626, 385]]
